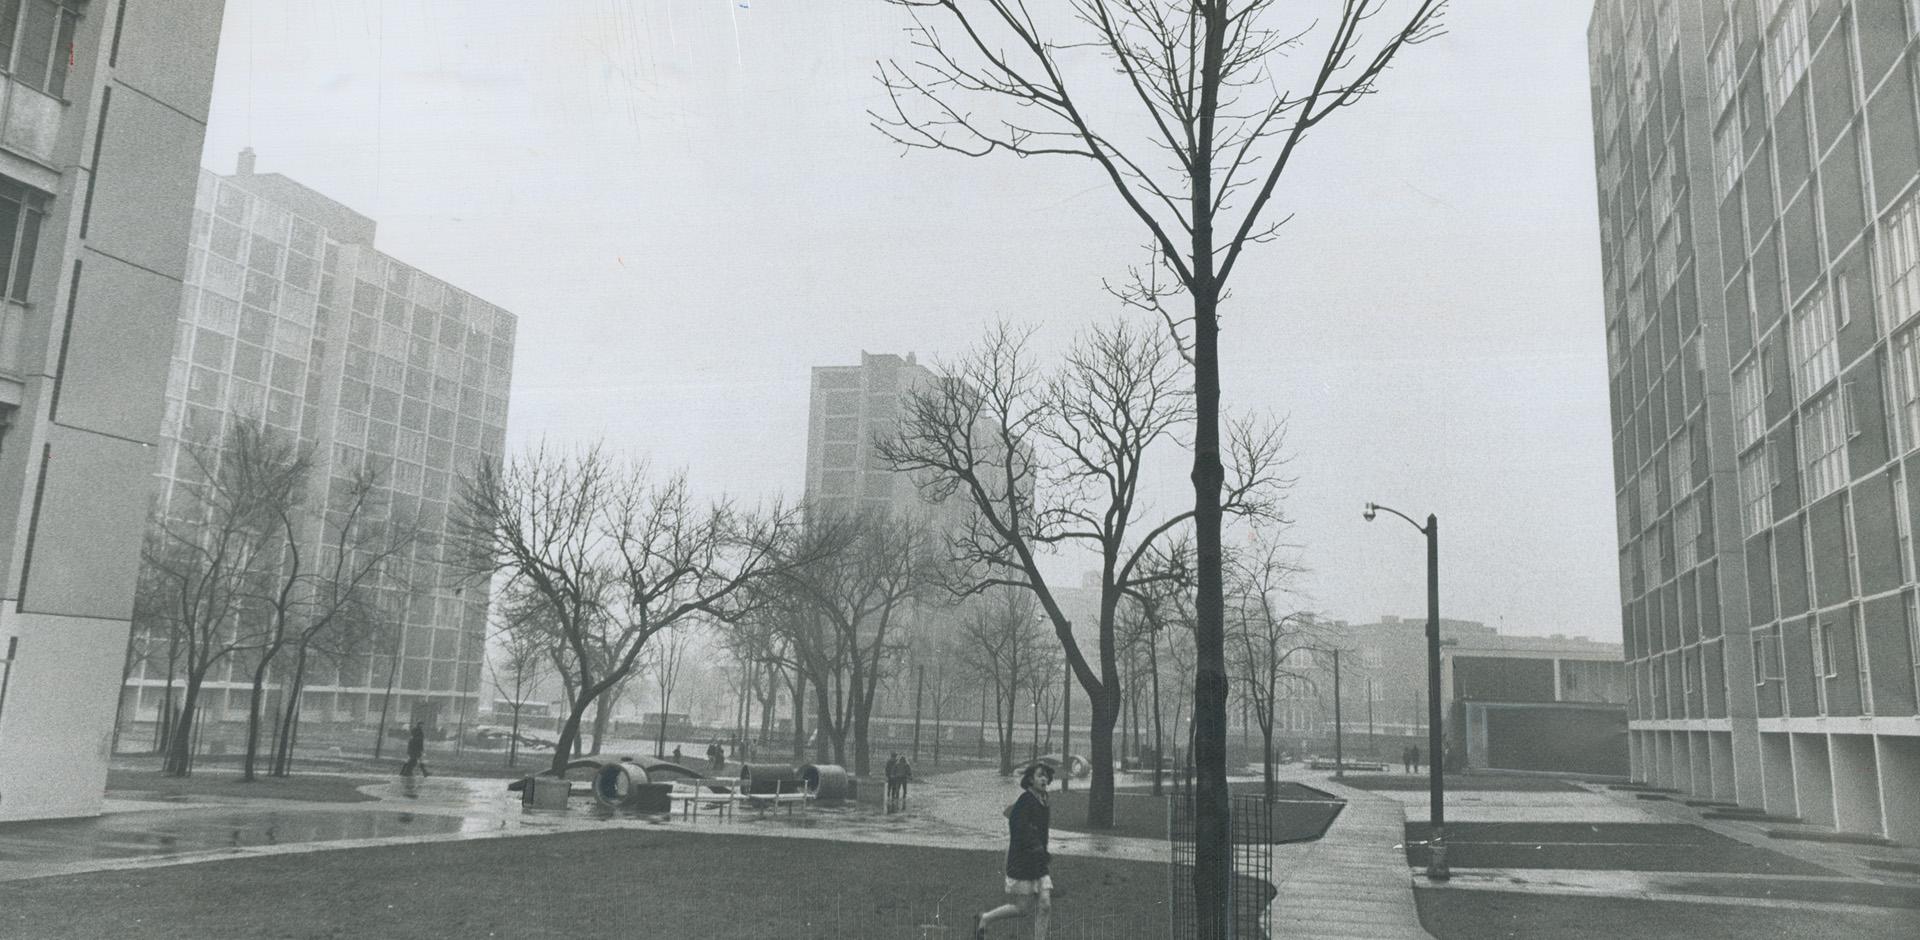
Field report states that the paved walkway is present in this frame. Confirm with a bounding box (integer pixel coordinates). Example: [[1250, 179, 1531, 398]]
[[1268, 775, 1432, 939]]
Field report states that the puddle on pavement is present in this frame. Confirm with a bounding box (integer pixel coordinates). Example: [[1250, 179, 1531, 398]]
[[0, 810, 470, 865]]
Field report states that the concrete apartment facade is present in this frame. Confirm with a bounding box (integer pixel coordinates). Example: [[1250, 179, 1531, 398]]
[[0, 0, 227, 821], [804, 351, 939, 520], [118, 156, 516, 752], [1589, 0, 1920, 840]]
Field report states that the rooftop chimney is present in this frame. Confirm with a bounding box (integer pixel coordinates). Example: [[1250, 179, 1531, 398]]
[[237, 147, 257, 176]]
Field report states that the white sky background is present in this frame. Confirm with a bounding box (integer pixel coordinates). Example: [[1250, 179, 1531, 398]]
[[200, 1, 1617, 641]]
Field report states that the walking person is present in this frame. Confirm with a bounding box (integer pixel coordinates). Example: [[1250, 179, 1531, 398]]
[[402, 723, 430, 778], [1409, 743, 1421, 775], [884, 753, 903, 812], [896, 753, 913, 810], [973, 762, 1054, 939]]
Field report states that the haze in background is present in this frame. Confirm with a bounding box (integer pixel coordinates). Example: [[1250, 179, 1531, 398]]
[[199, 0, 1613, 639]]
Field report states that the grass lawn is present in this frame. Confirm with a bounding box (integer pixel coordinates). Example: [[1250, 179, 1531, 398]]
[[1338, 772, 1585, 792], [3, 829, 1170, 940], [1415, 887, 1918, 939], [106, 769, 385, 804], [1050, 781, 1342, 843]]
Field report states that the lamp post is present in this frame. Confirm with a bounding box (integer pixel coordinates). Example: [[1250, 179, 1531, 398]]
[[1364, 501, 1449, 881]]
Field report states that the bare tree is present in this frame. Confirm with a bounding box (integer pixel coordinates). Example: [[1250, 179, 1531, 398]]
[[455, 444, 803, 773], [140, 420, 308, 777], [247, 461, 419, 779], [764, 508, 943, 775], [1224, 528, 1317, 800], [958, 586, 1051, 775], [650, 626, 693, 758], [874, 0, 1446, 923], [488, 583, 558, 768], [880, 319, 1284, 827]]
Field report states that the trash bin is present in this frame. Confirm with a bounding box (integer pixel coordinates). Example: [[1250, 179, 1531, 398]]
[[519, 774, 570, 809]]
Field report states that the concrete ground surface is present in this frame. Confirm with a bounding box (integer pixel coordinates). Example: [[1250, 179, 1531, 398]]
[[0, 764, 1428, 938], [15, 763, 1912, 937], [1374, 771, 1920, 937]]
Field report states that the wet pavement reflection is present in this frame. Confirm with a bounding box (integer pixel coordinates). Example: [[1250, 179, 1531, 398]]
[[0, 769, 1165, 881], [0, 808, 469, 865]]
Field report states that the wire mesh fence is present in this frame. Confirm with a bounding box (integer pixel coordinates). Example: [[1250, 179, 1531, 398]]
[[1167, 792, 1276, 939]]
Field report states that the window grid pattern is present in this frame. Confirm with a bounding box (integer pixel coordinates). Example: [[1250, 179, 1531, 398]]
[[1669, 425, 1694, 497], [1676, 499, 1700, 571], [1789, 289, 1838, 399], [1740, 448, 1774, 536], [1735, 362, 1766, 449], [137, 171, 518, 717], [1715, 116, 1743, 195], [1892, 326, 1920, 454], [1878, 192, 1920, 336], [1896, 472, 1915, 583], [1764, 0, 1810, 112], [1908, 592, 1920, 713], [1801, 389, 1849, 501], [1709, 31, 1735, 116]]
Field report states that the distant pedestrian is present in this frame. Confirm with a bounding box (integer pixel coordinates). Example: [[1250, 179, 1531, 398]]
[[672, 745, 683, 765], [884, 754, 901, 811], [402, 723, 430, 778], [973, 762, 1054, 939], [1408, 744, 1421, 775], [896, 754, 913, 810]]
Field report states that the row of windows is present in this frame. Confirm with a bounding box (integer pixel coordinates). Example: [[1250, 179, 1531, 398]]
[[1749, 592, 1920, 717]]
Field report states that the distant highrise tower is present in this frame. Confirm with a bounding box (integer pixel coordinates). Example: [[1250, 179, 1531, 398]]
[[804, 351, 940, 520], [1589, 0, 1919, 841], [0, 0, 228, 822], [120, 156, 517, 749]]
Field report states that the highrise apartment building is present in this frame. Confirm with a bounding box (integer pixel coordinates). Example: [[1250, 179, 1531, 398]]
[[804, 351, 940, 520], [0, 0, 227, 822], [119, 155, 516, 747], [1589, 0, 1920, 840]]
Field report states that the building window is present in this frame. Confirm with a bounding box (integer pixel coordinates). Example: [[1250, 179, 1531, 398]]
[[1735, 361, 1766, 449], [1639, 465, 1659, 524], [0, 1, 80, 99], [1896, 470, 1915, 583], [1812, 621, 1835, 712], [1670, 424, 1694, 497], [1740, 448, 1775, 535], [1764, 0, 1810, 112], [1801, 389, 1849, 501], [1854, 613, 1873, 715], [1709, 30, 1736, 116], [1907, 593, 1920, 713], [1879, 191, 1920, 336], [1655, 222, 1679, 292], [0, 178, 45, 303], [1789, 288, 1839, 399], [1676, 499, 1700, 570], [1754, 628, 1785, 683], [1892, 327, 1920, 454], [1715, 114, 1743, 195]]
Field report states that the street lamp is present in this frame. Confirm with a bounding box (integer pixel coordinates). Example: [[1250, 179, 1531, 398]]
[[1364, 501, 1449, 881]]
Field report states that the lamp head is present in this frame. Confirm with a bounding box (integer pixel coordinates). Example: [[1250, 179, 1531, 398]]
[[1363, 503, 1377, 523]]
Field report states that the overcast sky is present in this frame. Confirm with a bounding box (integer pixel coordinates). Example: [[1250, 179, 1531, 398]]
[[200, 1, 1616, 641]]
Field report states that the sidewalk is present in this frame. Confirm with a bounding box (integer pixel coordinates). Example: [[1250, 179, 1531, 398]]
[[1267, 774, 1432, 939]]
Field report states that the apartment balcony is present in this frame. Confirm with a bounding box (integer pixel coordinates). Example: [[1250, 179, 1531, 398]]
[[0, 77, 62, 167], [0, 299, 29, 403]]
